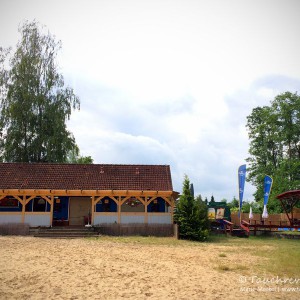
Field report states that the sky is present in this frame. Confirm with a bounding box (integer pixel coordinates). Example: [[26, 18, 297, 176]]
[[1, 0, 300, 202]]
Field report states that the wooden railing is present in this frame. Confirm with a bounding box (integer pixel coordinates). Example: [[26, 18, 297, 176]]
[[241, 220, 250, 235]]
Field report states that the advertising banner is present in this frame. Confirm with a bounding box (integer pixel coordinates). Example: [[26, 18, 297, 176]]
[[262, 175, 273, 219]]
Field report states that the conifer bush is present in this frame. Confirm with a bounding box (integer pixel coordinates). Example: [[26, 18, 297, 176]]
[[174, 175, 210, 241]]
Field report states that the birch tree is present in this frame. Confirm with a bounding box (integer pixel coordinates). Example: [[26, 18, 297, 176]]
[[0, 21, 80, 162]]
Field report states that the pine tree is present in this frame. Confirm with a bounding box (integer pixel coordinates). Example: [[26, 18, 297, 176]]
[[174, 175, 209, 241]]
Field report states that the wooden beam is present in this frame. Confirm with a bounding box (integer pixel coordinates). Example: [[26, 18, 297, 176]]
[[94, 196, 105, 205], [93, 195, 119, 206], [135, 196, 146, 205], [1, 189, 175, 197], [160, 196, 172, 206], [24, 195, 36, 205], [120, 196, 131, 205], [40, 195, 52, 206], [0, 195, 8, 201], [13, 195, 24, 205], [145, 196, 157, 207]]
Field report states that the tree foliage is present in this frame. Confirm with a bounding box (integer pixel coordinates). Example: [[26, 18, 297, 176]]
[[67, 147, 93, 164], [227, 196, 239, 212], [174, 175, 210, 241], [246, 91, 300, 211], [0, 21, 80, 162]]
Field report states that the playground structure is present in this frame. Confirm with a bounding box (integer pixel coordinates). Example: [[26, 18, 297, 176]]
[[207, 201, 243, 236], [208, 190, 300, 237]]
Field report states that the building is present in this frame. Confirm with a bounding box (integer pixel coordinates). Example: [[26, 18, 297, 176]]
[[0, 163, 179, 227]]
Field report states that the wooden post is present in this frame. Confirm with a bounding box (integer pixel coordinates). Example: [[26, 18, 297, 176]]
[[21, 196, 26, 224], [50, 196, 54, 227], [91, 196, 95, 225], [144, 197, 148, 224], [170, 200, 174, 224], [118, 196, 121, 224], [174, 223, 179, 239]]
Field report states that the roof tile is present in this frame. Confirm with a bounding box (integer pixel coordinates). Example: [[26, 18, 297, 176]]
[[0, 163, 174, 191]]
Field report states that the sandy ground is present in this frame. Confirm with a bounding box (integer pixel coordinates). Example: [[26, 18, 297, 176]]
[[0, 236, 298, 300]]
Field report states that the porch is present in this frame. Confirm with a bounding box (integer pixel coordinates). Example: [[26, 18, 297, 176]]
[[0, 189, 176, 227]]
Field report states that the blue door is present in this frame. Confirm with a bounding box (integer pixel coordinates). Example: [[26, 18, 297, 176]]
[[53, 197, 69, 224]]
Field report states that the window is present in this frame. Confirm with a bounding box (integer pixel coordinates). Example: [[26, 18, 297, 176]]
[[33, 198, 46, 212], [26, 197, 47, 212], [0, 197, 19, 207], [151, 199, 159, 212], [103, 199, 110, 212]]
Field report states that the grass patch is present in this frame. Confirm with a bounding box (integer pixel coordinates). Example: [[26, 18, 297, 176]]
[[217, 264, 231, 271], [87, 235, 202, 247], [251, 238, 300, 277], [207, 234, 231, 243], [216, 264, 249, 272], [213, 235, 300, 277], [276, 230, 300, 235], [235, 264, 249, 271], [218, 253, 227, 257]]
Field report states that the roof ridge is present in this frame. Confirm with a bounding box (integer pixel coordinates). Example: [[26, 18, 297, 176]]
[[0, 162, 170, 166]]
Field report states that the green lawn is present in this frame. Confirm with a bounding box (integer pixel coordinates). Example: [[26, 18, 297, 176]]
[[208, 234, 300, 277]]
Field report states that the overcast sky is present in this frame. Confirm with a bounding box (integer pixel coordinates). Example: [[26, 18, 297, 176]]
[[1, 0, 300, 202]]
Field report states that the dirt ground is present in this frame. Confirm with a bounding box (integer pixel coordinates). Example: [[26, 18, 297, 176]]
[[0, 236, 298, 300]]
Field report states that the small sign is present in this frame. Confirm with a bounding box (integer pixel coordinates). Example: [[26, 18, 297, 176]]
[[216, 208, 225, 219], [208, 208, 215, 219]]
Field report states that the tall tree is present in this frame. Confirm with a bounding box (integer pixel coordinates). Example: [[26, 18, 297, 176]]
[[0, 21, 80, 162], [174, 175, 209, 241], [246, 91, 300, 209]]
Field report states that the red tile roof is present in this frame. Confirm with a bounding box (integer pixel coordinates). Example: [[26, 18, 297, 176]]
[[276, 190, 300, 201], [0, 163, 174, 191]]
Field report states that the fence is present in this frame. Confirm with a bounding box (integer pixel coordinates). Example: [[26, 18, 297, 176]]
[[95, 223, 175, 237], [231, 212, 300, 226], [0, 223, 30, 235]]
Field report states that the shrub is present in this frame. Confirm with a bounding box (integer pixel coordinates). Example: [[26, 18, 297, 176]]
[[174, 175, 210, 241]]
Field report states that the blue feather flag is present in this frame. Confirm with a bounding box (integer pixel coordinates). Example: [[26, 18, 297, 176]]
[[262, 175, 273, 219], [238, 164, 246, 218]]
